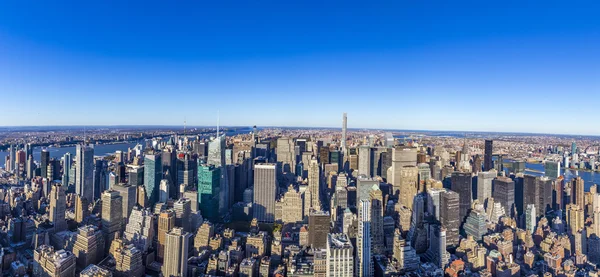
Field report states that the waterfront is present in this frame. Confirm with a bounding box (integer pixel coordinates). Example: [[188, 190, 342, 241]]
[[522, 162, 599, 191], [0, 142, 140, 164]]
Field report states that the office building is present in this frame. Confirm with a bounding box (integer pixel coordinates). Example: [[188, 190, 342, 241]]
[[309, 211, 331, 249], [477, 171, 495, 203], [281, 185, 303, 223], [440, 190, 460, 247], [370, 185, 385, 255], [544, 161, 561, 179], [276, 137, 296, 174], [159, 179, 170, 203], [463, 207, 487, 241], [110, 238, 145, 277], [49, 184, 67, 232], [101, 190, 123, 247], [254, 163, 278, 223], [93, 159, 108, 199], [143, 152, 162, 206], [198, 164, 221, 222], [163, 227, 192, 277], [357, 199, 372, 277], [451, 172, 473, 223], [112, 183, 137, 226], [389, 146, 418, 197], [80, 265, 112, 277], [157, 210, 175, 261], [493, 176, 515, 217], [124, 206, 155, 252], [62, 152, 72, 189], [358, 146, 372, 177], [326, 233, 354, 277], [572, 177, 585, 211], [41, 149, 50, 179], [74, 195, 89, 224], [127, 165, 144, 186], [308, 158, 321, 210], [173, 198, 191, 232], [76, 145, 94, 201], [399, 166, 419, 210], [72, 225, 104, 270], [525, 204, 536, 234], [484, 140, 493, 171], [33, 245, 76, 277]]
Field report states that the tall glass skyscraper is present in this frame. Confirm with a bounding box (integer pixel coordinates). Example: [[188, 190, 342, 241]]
[[208, 134, 229, 215], [198, 164, 221, 222], [76, 145, 94, 201], [144, 153, 162, 206], [62, 153, 72, 188]]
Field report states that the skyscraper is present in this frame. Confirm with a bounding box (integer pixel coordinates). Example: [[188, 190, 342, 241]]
[[72, 225, 105, 270], [370, 185, 385, 255], [357, 199, 372, 277], [198, 164, 221, 222], [399, 166, 419, 210], [76, 144, 94, 201], [309, 211, 331, 249], [440, 190, 460, 247], [163, 227, 191, 277], [62, 153, 72, 189], [112, 183, 137, 227], [124, 206, 155, 252], [326, 233, 354, 277], [451, 172, 472, 223], [276, 137, 296, 174], [492, 176, 515, 216], [572, 177, 585, 211], [544, 161, 561, 179], [308, 158, 321, 211], [101, 190, 123, 248], [477, 171, 495, 203], [208, 134, 230, 215], [358, 145, 372, 177], [40, 149, 50, 179], [93, 159, 107, 199], [525, 204, 536, 234], [49, 183, 67, 232], [143, 152, 162, 207], [253, 163, 278, 223], [174, 198, 191, 233], [484, 140, 493, 171], [33, 246, 76, 277], [157, 210, 175, 262], [389, 146, 418, 197]]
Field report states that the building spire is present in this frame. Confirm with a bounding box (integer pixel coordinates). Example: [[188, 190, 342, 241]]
[[217, 110, 220, 137]]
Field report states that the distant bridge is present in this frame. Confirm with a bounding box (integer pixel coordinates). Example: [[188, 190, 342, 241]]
[[524, 168, 544, 174]]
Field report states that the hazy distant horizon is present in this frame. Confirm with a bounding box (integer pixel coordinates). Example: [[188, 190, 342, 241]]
[[0, 124, 597, 138]]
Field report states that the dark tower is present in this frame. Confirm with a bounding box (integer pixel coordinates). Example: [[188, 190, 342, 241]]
[[451, 172, 472, 224], [484, 140, 493, 171]]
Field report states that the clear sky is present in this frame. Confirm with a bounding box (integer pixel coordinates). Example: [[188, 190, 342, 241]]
[[0, 1, 599, 134]]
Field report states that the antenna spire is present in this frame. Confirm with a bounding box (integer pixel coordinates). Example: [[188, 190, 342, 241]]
[[217, 110, 220, 137]]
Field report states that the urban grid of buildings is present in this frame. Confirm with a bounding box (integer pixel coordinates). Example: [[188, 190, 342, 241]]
[[1, 114, 600, 277]]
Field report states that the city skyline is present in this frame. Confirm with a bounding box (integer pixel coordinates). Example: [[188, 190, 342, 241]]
[[1, 2, 599, 134]]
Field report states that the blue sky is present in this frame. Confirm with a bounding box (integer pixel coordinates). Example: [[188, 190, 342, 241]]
[[0, 1, 599, 134]]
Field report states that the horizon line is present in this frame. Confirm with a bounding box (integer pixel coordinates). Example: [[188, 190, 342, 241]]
[[0, 124, 597, 138]]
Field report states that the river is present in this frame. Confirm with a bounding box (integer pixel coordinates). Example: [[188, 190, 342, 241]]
[[0, 142, 140, 163]]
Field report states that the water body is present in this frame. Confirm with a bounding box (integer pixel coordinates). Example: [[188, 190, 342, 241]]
[[0, 127, 254, 167], [0, 142, 139, 164], [521, 162, 600, 191]]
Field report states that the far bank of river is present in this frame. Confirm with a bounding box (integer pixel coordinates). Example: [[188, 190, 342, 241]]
[[514, 161, 600, 192], [0, 142, 140, 164]]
